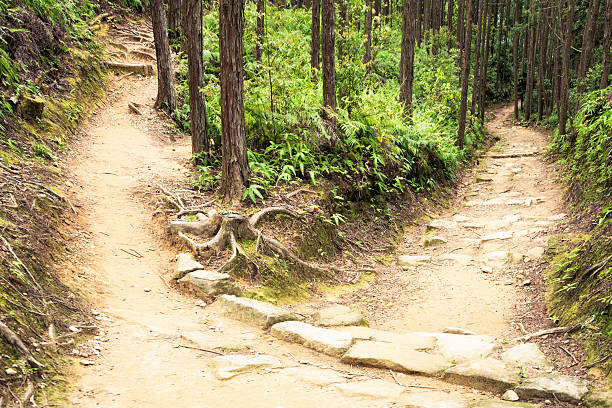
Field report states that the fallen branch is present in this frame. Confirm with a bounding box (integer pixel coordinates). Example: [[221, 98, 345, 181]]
[[0, 320, 45, 369], [585, 353, 611, 368], [559, 345, 578, 365], [25, 182, 77, 214], [286, 188, 317, 198], [175, 343, 224, 355], [0, 235, 43, 293], [128, 102, 143, 115], [517, 325, 576, 342]]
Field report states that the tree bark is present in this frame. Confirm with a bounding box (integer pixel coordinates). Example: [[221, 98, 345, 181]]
[[256, 0, 265, 62], [576, 0, 601, 93], [167, 0, 181, 38], [559, 0, 575, 136], [471, 0, 484, 115], [457, 0, 473, 149], [601, 0, 612, 89], [182, 0, 209, 157], [311, 0, 321, 77], [523, 0, 537, 121], [478, 0, 493, 121], [152, 0, 177, 114], [512, 0, 522, 119], [400, 0, 416, 116], [322, 0, 338, 137], [537, 0, 550, 121], [364, 0, 373, 66], [219, 0, 249, 203], [447, 0, 453, 50]]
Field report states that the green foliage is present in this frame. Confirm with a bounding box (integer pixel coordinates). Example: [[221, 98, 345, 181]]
[[180, 3, 483, 204]]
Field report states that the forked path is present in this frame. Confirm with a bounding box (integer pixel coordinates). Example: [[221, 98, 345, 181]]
[[61, 28, 580, 408]]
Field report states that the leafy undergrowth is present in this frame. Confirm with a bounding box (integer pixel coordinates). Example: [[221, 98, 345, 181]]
[[0, 0, 114, 404], [174, 3, 486, 204], [547, 87, 612, 378]]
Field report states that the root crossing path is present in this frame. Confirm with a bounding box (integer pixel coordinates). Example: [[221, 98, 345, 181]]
[[62, 29, 581, 408]]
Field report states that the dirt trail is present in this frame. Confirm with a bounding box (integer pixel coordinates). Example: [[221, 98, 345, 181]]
[[61, 26, 575, 408]]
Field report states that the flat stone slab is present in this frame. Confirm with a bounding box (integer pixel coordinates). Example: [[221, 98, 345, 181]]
[[501, 343, 552, 370], [481, 231, 513, 242], [338, 327, 437, 350], [472, 401, 536, 408], [525, 246, 545, 259], [443, 358, 521, 393], [443, 327, 476, 335], [399, 255, 431, 267], [402, 391, 470, 408], [417, 333, 498, 362], [515, 374, 590, 403], [270, 321, 353, 357], [585, 389, 612, 407], [175, 252, 204, 279], [281, 366, 346, 386], [428, 220, 458, 230], [422, 236, 448, 247], [212, 295, 298, 328], [453, 215, 471, 222], [440, 253, 473, 265], [482, 251, 511, 266], [181, 330, 251, 353], [314, 304, 364, 327], [178, 270, 242, 298], [210, 354, 282, 380], [332, 379, 404, 398], [341, 340, 450, 376]]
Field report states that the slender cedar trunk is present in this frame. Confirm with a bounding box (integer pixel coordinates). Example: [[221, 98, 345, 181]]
[[577, 0, 601, 93], [374, 0, 382, 31], [182, 0, 208, 158], [167, 0, 181, 38], [338, 0, 347, 63], [256, 0, 265, 62], [322, 0, 338, 137], [478, 0, 492, 121], [524, 1, 537, 121], [432, 0, 441, 53], [553, 6, 562, 113], [512, 0, 522, 119], [537, 0, 549, 121], [311, 0, 321, 78], [545, 28, 554, 114], [364, 0, 373, 66], [494, 0, 504, 92], [219, 0, 249, 203], [601, 0, 612, 89], [423, 0, 431, 43], [457, 0, 473, 149], [416, 0, 423, 46], [152, 0, 177, 114], [471, 0, 484, 115], [457, 0, 465, 50], [384, 0, 390, 22], [400, 0, 416, 115], [447, 0, 453, 50], [559, 0, 575, 136]]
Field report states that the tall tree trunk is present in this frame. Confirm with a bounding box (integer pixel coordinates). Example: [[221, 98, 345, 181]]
[[559, 0, 575, 136], [322, 0, 338, 138], [471, 0, 484, 115], [182, 0, 209, 158], [400, 0, 416, 115], [447, 0, 453, 50], [219, 0, 249, 203], [423, 0, 431, 43], [364, 0, 373, 66], [576, 0, 601, 93], [537, 0, 549, 121], [167, 0, 181, 38], [512, 0, 522, 119], [416, 0, 423, 45], [458, 0, 473, 149], [494, 0, 504, 93], [523, 0, 537, 121], [256, 0, 265, 62], [457, 0, 465, 64], [478, 0, 492, 121], [601, 0, 612, 89], [374, 0, 382, 31], [152, 0, 177, 114], [552, 4, 562, 113], [311, 0, 321, 78]]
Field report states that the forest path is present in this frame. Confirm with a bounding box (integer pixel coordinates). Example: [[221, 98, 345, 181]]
[[59, 23, 579, 408]]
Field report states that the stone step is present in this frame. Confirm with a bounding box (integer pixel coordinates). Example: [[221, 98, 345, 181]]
[[270, 321, 354, 357], [314, 304, 364, 327], [337, 327, 437, 350], [211, 295, 299, 328], [515, 374, 590, 403], [443, 357, 521, 393], [178, 270, 242, 298], [341, 340, 450, 376], [419, 332, 499, 363], [209, 354, 282, 380]]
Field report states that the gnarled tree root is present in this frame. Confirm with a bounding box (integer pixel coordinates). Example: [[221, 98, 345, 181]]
[[0, 320, 45, 369]]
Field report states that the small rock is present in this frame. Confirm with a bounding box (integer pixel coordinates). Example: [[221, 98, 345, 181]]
[[144, 287, 151, 292], [476, 175, 494, 182], [69, 325, 80, 332], [80, 359, 95, 366], [504, 280, 515, 285], [398, 255, 431, 267], [175, 252, 205, 279], [178, 270, 242, 298], [502, 390, 520, 401], [522, 279, 531, 286], [5, 368, 18, 375], [482, 251, 511, 266], [481, 265, 493, 273], [481, 231, 513, 242], [422, 236, 448, 247], [443, 327, 476, 335]]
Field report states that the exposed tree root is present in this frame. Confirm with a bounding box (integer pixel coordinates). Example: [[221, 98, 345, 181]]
[[0, 320, 45, 369], [162, 187, 341, 282]]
